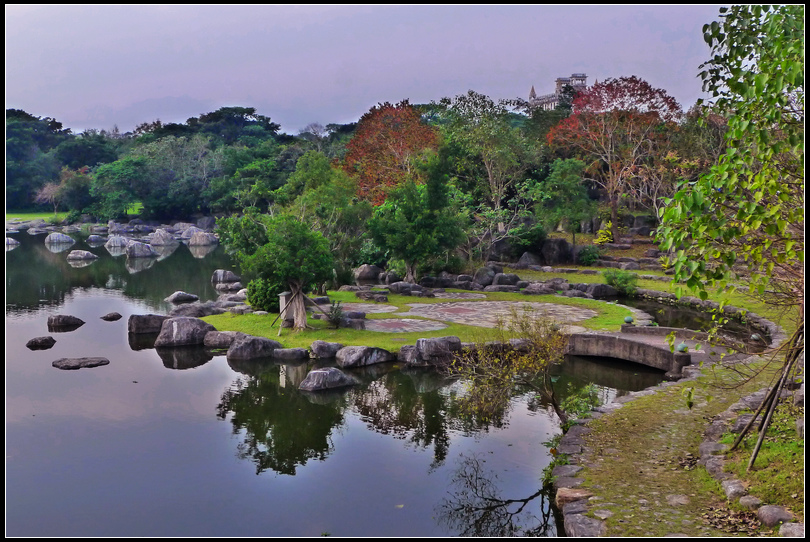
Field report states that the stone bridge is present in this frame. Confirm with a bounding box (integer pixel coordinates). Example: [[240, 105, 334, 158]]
[[564, 325, 711, 379]]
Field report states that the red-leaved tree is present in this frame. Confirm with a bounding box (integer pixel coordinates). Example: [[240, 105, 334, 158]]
[[342, 100, 440, 205], [547, 76, 682, 241]]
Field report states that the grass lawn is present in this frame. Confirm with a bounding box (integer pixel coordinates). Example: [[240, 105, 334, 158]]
[[203, 288, 636, 352]]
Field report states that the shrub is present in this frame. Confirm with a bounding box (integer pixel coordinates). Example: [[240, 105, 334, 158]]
[[577, 245, 605, 266], [246, 278, 284, 312], [509, 222, 548, 257], [594, 220, 614, 245], [602, 269, 639, 296], [326, 300, 344, 329]]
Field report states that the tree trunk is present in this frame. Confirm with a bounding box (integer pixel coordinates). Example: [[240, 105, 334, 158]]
[[288, 282, 309, 331], [610, 196, 620, 244], [405, 262, 417, 284]]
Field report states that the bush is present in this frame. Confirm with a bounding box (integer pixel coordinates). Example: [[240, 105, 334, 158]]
[[246, 278, 284, 312], [326, 300, 344, 329], [594, 220, 614, 245], [577, 245, 605, 266], [602, 269, 639, 296], [509, 222, 547, 257]]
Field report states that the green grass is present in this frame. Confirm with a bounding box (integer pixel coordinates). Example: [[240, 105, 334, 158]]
[[202, 288, 634, 351], [720, 401, 804, 518], [6, 211, 68, 223]]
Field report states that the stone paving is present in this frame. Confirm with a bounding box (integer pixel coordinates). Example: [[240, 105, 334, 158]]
[[364, 318, 448, 333], [399, 301, 598, 329]]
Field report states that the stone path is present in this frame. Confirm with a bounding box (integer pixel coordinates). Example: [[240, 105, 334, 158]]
[[364, 318, 448, 333], [399, 301, 598, 329]]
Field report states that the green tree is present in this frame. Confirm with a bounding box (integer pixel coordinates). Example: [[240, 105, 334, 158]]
[[531, 158, 595, 248], [367, 155, 465, 282], [656, 5, 803, 470], [219, 213, 334, 330], [90, 156, 149, 219]]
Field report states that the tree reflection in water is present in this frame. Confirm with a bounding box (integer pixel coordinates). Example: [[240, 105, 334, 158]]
[[437, 453, 560, 537]]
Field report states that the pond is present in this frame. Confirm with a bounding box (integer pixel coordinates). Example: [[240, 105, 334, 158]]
[[6, 231, 666, 537]]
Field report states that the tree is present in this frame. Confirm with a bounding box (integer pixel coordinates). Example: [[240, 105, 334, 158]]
[[367, 154, 465, 282], [34, 182, 62, 216], [343, 100, 440, 205], [548, 76, 682, 241], [90, 156, 149, 219], [439, 91, 534, 228], [531, 158, 596, 248], [656, 5, 803, 470], [218, 213, 334, 330]]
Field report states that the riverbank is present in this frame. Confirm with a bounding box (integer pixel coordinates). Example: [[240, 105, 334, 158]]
[[553, 307, 804, 536]]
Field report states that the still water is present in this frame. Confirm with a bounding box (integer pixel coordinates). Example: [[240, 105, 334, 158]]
[[6, 231, 665, 537]]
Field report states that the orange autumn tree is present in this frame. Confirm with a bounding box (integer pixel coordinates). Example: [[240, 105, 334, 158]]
[[547, 76, 682, 242], [342, 100, 440, 205]]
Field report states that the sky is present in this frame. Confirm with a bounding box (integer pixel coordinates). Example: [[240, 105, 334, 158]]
[[6, 4, 725, 135]]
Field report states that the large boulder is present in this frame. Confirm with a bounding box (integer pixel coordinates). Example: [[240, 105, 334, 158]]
[[540, 238, 573, 265], [473, 267, 496, 287], [335, 346, 395, 368], [44, 232, 75, 245], [66, 250, 98, 261], [126, 241, 158, 258], [149, 228, 177, 245], [492, 272, 520, 286], [153, 317, 216, 347], [272, 348, 310, 360], [310, 340, 344, 359], [586, 283, 620, 298], [188, 231, 218, 246], [26, 336, 56, 350], [204, 330, 247, 349], [165, 291, 200, 304], [47, 314, 85, 329], [299, 367, 359, 391], [212, 269, 240, 284], [227, 335, 283, 360], [128, 314, 170, 334], [406, 336, 462, 367], [353, 264, 384, 281], [515, 251, 542, 268]]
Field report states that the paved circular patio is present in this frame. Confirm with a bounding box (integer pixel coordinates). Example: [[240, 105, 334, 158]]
[[399, 301, 598, 328]]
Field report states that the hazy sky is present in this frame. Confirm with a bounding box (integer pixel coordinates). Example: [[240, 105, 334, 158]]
[[6, 4, 725, 135]]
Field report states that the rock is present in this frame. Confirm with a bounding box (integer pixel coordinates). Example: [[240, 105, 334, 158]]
[[125, 241, 158, 258], [406, 336, 462, 367], [227, 335, 283, 360], [52, 357, 110, 370], [100, 312, 122, 321], [310, 340, 344, 359], [757, 505, 793, 527], [492, 272, 520, 286], [212, 269, 241, 284], [47, 314, 85, 330], [335, 346, 395, 368], [353, 264, 384, 281], [179, 226, 205, 239], [66, 250, 98, 261], [26, 336, 56, 350], [473, 267, 496, 287], [564, 514, 607, 537], [779, 523, 804, 537], [555, 487, 593, 507], [44, 232, 75, 245], [721, 479, 747, 500], [541, 237, 573, 265], [522, 283, 556, 295], [299, 367, 359, 391], [164, 291, 200, 304], [128, 314, 170, 334], [149, 228, 177, 245], [738, 495, 762, 510], [515, 251, 542, 268], [586, 283, 620, 298], [483, 284, 519, 292], [6, 237, 21, 247], [204, 330, 246, 349], [273, 348, 310, 360], [354, 290, 388, 302], [153, 317, 216, 347], [188, 230, 218, 246], [105, 235, 131, 249], [196, 216, 216, 231]]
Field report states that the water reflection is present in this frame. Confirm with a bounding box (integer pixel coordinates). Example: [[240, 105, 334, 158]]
[[436, 453, 560, 536], [216, 365, 347, 475], [156, 345, 214, 369]]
